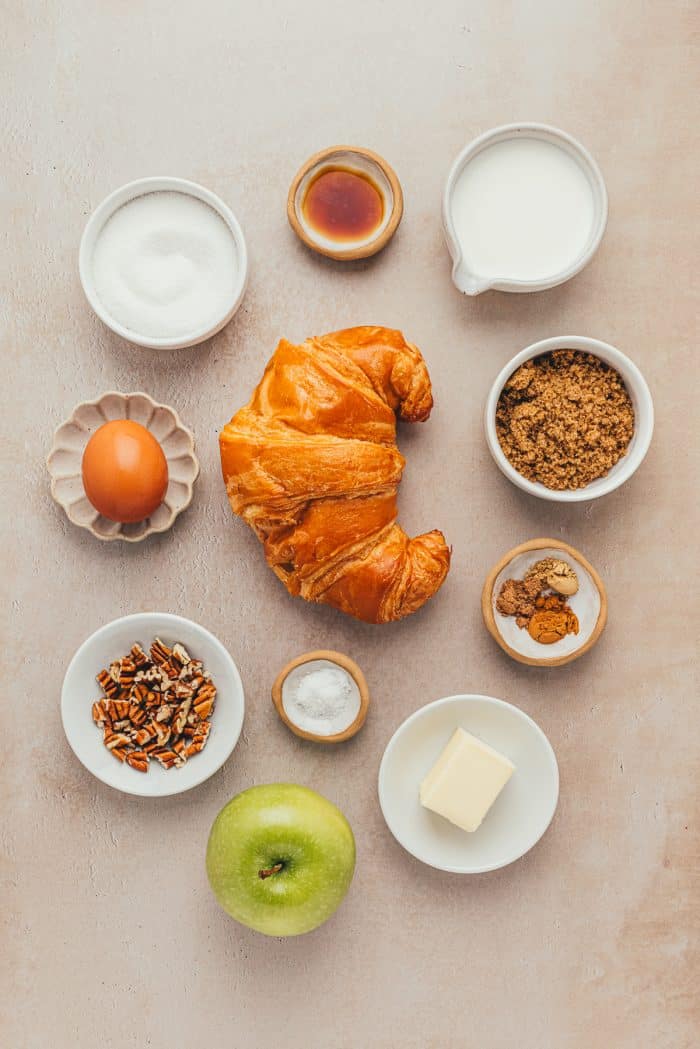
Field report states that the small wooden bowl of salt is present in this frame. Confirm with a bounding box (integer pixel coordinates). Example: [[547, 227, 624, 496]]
[[271, 650, 369, 743]]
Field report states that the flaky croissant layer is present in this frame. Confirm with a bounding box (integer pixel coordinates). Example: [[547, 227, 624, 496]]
[[220, 326, 451, 623]]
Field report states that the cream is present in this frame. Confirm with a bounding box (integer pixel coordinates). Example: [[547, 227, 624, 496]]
[[450, 137, 596, 282]]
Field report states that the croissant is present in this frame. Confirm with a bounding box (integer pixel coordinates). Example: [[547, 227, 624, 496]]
[[219, 326, 451, 624]]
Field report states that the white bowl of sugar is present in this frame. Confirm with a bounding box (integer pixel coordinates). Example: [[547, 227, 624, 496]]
[[443, 123, 608, 295], [79, 176, 248, 349]]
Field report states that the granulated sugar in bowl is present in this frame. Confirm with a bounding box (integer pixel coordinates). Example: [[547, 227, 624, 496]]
[[80, 177, 248, 349]]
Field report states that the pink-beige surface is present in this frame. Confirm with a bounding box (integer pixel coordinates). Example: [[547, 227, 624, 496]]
[[2, 2, 698, 1047]]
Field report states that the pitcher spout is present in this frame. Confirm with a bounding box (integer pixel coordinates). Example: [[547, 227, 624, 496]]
[[452, 260, 492, 296]]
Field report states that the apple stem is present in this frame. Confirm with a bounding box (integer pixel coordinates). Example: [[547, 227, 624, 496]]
[[258, 863, 283, 880]]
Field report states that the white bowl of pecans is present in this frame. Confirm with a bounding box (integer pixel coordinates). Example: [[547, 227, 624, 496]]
[[61, 613, 245, 797]]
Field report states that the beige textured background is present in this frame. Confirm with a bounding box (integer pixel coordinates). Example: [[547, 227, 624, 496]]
[[3, 2, 698, 1047]]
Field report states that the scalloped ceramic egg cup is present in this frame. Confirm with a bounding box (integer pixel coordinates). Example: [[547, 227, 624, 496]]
[[46, 391, 199, 542]]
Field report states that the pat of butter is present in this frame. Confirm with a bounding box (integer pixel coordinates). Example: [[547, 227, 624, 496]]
[[420, 728, 515, 833]]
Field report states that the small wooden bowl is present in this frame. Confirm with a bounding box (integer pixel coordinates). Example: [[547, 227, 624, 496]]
[[287, 145, 403, 261], [481, 538, 607, 667], [271, 650, 370, 743]]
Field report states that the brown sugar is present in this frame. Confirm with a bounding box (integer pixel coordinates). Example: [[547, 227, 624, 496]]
[[495, 350, 635, 490]]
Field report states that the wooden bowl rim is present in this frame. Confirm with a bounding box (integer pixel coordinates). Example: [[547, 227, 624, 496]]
[[271, 649, 370, 743], [481, 538, 608, 667], [286, 144, 404, 261]]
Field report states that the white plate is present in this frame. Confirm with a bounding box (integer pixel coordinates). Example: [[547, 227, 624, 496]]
[[378, 695, 559, 873], [61, 613, 245, 797]]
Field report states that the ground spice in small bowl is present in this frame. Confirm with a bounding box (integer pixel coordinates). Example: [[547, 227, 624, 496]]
[[495, 350, 635, 490], [526, 594, 579, 644], [495, 558, 580, 645]]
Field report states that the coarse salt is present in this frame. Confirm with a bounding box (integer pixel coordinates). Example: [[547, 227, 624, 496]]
[[281, 659, 361, 737], [91, 191, 238, 339]]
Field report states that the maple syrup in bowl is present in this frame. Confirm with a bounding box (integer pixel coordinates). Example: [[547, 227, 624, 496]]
[[288, 145, 403, 260]]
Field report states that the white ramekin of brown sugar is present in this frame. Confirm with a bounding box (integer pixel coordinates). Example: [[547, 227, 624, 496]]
[[484, 335, 654, 502]]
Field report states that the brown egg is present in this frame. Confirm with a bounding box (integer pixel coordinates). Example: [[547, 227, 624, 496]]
[[82, 420, 168, 523]]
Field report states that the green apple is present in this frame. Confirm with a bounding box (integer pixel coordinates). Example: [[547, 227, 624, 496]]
[[206, 783, 356, 936]]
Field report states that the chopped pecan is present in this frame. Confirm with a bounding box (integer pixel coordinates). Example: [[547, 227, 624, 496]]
[[153, 721, 171, 747], [128, 703, 147, 726], [153, 748, 178, 770], [126, 750, 149, 773], [184, 722, 209, 745], [173, 738, 187, 758], [145, 690, 161, 710], [134, 723, 158, 746], [118, 658, 137, 689], [104, 732, 131, 751], [173, 680, 194, 700], [130, 642, 149, 667], [150, 638, 172, 665], [171, 642, 191, 668], [172, 697, 192, 736], [107, 698, 130, 720], [131, 683, 150, 704], [135, 666, 167, 690], [91, 637, 216, 773], [194, 696, 215, 720], [96, 669, 120, 699]]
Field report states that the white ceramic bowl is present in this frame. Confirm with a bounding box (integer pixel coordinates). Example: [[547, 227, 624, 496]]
[[79, 176, 248, 349], [46, 390, 199, 542], [378, 695, 559, 873], [443, 122, 608, 295], [62, 613, 245, 797], [485, 336, 654, 502]]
